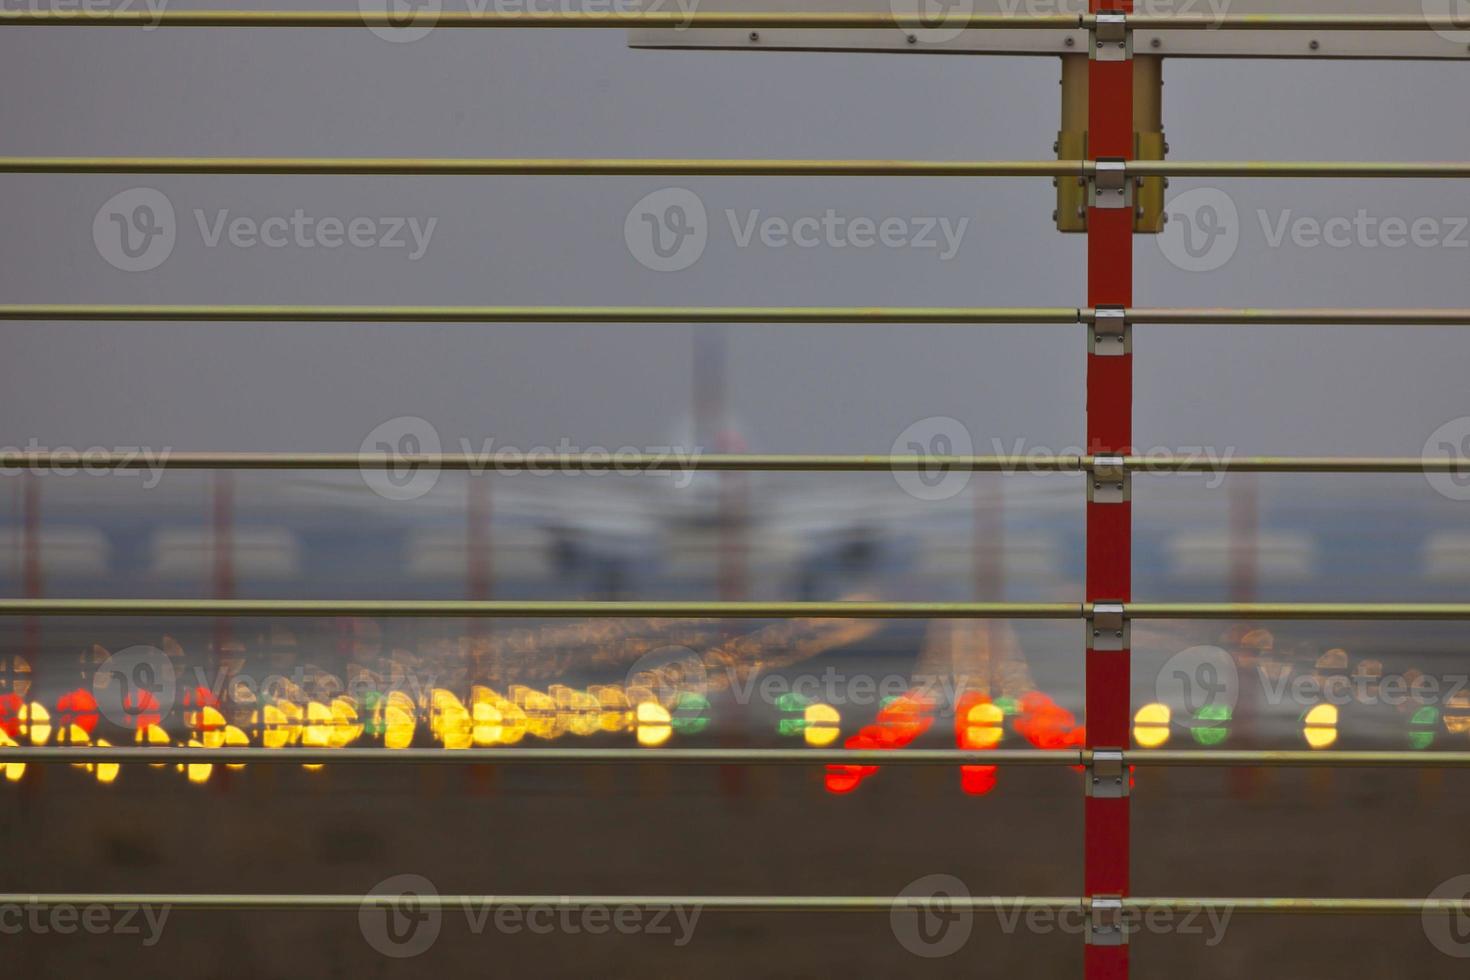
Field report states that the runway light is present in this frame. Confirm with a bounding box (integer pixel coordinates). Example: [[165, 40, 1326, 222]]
[[57, 688, 99, 737], [471, 699, 504, 747], [224, 724, 250, 768], [776, 692, 812, 736], [510, 686, 560, 740], [635, 701, 673, 747], [1303, 703, 1339, 749], [961, 699, 1005, 750], [956, 694, 1003, 796], [1132, 702, 1171, 749], [0, 730, 23, 782], [803, 703, 841, 747], [183, 737, 212, 784], [262, 702, 301, 749], [329, 698, 363, 748], [1191, 704, 1231, 746], [138, 722, 170, 767], [1409, 705, 1438, 750], [93, 738, 120, 785], [671, 692, 710, 735], [0, 692, 23, 739], [1442, 691, 1470, 735], [21, 702, 50, 745], [591, 685, 631, 733]]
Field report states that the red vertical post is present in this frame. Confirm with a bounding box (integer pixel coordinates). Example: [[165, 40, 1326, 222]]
[[1085, 2, 1132, 979]]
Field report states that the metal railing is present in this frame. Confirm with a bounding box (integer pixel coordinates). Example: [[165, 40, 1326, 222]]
[[5, 157, 1470, 177], [3, 305, 1470, 324], [0, 10, 1464, 31], [3, 7, 1470, 965]]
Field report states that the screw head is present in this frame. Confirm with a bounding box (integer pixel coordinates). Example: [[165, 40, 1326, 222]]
[[906, 34, 917, 44], [1150, 37, 1161, 49], [748, 31, 759, 42]]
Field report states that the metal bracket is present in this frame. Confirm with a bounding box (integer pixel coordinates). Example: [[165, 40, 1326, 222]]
[[1088, 159, 1131, 209], [1086, 749, 1128, 799], [1086, 456, 1130, 504], [1090, 12, 1130, 62], [1088, 306, 1130, 356], [1087, 602, 1129, 651], [1086, 895, 1128, 945]]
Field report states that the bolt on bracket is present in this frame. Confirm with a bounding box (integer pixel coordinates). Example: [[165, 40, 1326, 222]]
[[1087, 895, 1128, 944], [1088, 601, 1129, 651], [1089, 306, 1130, 356], [1086, 749, 1129, 799], [1089, 159, 1132, 209], [1090, 12, 1131, 62], [1087, 456, 1130, 504]]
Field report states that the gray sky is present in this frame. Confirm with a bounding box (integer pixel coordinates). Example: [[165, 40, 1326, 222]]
[[1, 13, 1467, 461]]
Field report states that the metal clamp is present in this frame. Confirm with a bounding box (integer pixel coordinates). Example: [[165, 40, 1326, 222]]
[[1089, 306, 1130, 356], [1086, 749, 1128, 798], [1087, 456, 1129, 504], [1088, 602, 1129, 651], [1088, 159, 1131, 209], [1086, 895, 1128, 944], [1090, 12, 1130, 62]]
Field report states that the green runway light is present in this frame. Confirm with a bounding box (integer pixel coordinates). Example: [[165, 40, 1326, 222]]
[[671, 693, 710, 735], [362, 691, 386, 737], [1191, 704, 1232, 747], [1409, 705, 1439, 750]]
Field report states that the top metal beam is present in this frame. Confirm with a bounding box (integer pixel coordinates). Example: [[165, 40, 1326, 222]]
[[0, 10, 1462, 31], [628, 1, 1470, 60]]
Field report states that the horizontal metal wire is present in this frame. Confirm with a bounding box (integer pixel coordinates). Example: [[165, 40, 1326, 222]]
[[0, 157, 1076, 176], [1122, 457, 1470, 474], [8, 748, 1470, 768], [1127, 14, 1470, 32], [9, 306, 1470, 325], [1130, 751, 1470, 768], [1128, 603, 1470, 621], [5, 158, 1470, 177], [0, 747, 1076, 766], [1132, 161, 1470, 179], [0, 11, 1460, 31], [0, 452, 1079, 472], [0, 893, 1463, 914], [0, 599, 1082, 618], [0, 305, 1082, 323], [0, 11, 1082, 29], [2, 600, 1469, 619], [0, 451, 1464, 474], [1119, 308, 1470, 326]]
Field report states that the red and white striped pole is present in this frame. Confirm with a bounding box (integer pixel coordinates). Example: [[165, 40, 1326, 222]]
[[1085, 0, 1133, 976]]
